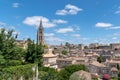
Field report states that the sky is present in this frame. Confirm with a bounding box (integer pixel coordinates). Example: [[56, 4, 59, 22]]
[[0, 0, 120, 45]]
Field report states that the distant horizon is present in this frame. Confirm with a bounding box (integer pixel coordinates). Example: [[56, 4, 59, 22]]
[[0, 0, 120, 45], [15, 38, 120, 46]]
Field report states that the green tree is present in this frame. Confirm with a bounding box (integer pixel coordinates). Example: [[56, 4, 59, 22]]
[[117, 64, 120, 70], [39, 71, 48, 79], [0, 28, 43, 79], [10, 47, 25, 60], [0, 64, 37, 80], [0, 28, 24, 61], [117, 64, 120, 80], [35, 44, 44, 66], [44, 44, 49, 49], [25, 39, 36, 63], [39, 67, 59, 80], [84, 46, 88, 49], [40, 72, 59, 80], [62, 50, 68, 55], [0, 55, 6, 69], [25, 39, 44, 66], [59, 64, 87, 80], [6, 60, 22, 66], [97, 55, 103, 63]]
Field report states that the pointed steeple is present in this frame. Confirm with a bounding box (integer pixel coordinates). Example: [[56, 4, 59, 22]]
[[39, 19, 43, 30], [37, 19, 45, 45]]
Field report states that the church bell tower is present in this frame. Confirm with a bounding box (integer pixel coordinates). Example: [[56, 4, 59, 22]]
[[37, 19, 45, 45]]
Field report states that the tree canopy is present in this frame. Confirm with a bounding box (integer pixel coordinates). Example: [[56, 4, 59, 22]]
[[61, 50, 68, 55], [59, 64, 87, 80], [97, 55, 103, 63], [0, 28, 24, 61], [25, 38, 44, 66], [39, 67, 59, 80]]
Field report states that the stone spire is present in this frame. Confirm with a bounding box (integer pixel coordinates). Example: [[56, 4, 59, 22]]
[[37, 19, 45, 45]]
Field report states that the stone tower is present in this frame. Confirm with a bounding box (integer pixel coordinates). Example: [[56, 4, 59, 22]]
[[37, 19, 45, 45]]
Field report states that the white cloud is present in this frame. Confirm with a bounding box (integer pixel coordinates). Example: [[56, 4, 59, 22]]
[[0, 22, 6, 26], [113, 32, 120, 36], [12, 3, 20, 8], [115, 6, 120, 14], [81, 37, 89, 40], [112, 37, 117, 40], [107, 26, 120, 29], [0, 21, 16, 30], [46, 37, 64, 42], [65, 4, 82, 14], [10, 26, 15, 29], [0, 21, 20, 37], [71, 34, 80, 37], [95, 22, 113, 28], [46, 36, 65, 45], [13, 31, 20, 35], [53, 19, 67, 24], [95, 22, 120, 30], [93, 40, 99, 43], [56, 10, 68, 15], [23, 16, 56, 28], [115, 10, 120, 14], [56, 4, 82, 15], [44, 33, 54, 37], [56, 27, 74, 33], [93, 38, 109, 44], [0, 28, 20, 35]]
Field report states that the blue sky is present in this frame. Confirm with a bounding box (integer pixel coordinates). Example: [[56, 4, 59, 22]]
[[0, 0, 120, 45]]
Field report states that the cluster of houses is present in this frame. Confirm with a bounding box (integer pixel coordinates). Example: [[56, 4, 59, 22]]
[[43, 42, 120, 78], [15, 40, 120, 78]]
